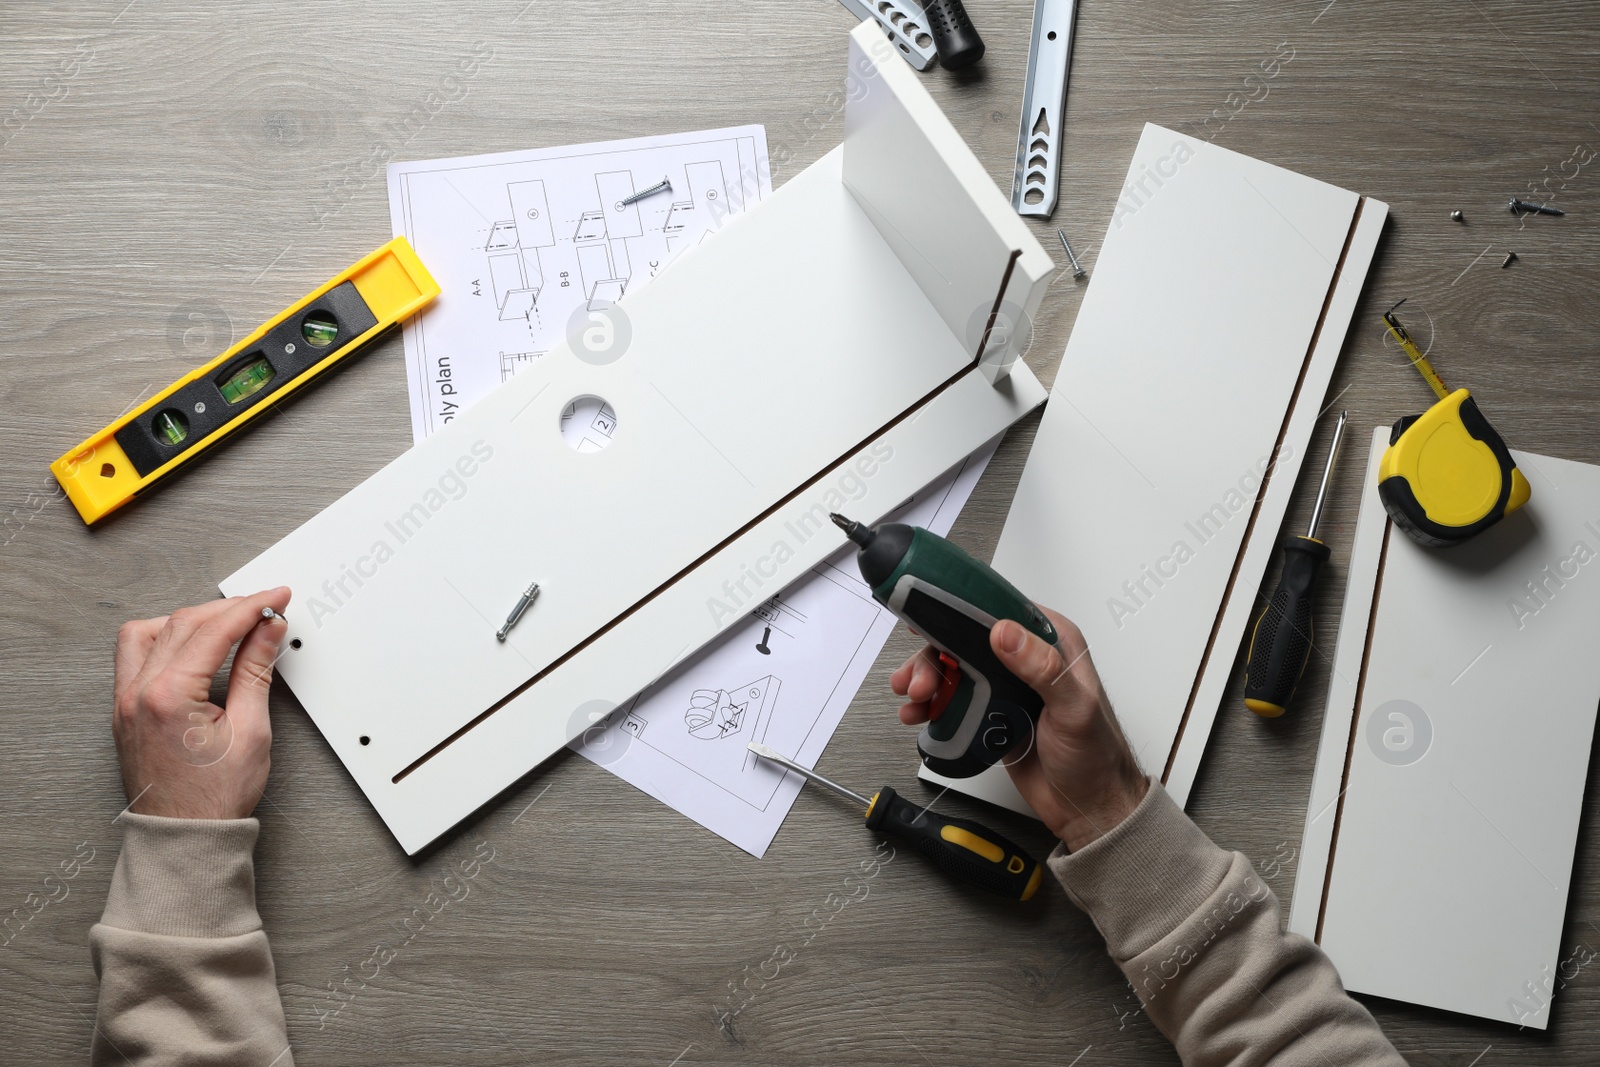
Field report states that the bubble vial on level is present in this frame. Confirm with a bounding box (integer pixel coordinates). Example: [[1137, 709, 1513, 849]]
[[218, 355, 275, 404], [301, 311, 339, 347], [153, 409, 189, 445]]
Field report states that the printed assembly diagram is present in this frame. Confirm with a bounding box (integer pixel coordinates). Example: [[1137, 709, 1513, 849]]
[[497, 350, 545, 381], [487, 161, 738, 335], [685, 677, 780, 743], [389, 126, 771, 440]]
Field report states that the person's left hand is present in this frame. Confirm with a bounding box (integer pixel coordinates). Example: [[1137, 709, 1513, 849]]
[[112, 588, 291, 820]]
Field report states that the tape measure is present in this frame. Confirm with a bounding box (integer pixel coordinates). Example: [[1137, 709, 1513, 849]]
[[51, 238, 439, 525], [1377, 303, 1530, 547]]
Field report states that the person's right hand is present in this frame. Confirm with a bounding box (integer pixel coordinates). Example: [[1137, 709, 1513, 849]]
[[112, 588, 291, 820], [889, 606, 1148, 852]]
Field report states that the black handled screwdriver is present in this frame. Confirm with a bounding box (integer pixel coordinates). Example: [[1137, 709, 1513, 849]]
[[1244, 410, 1347, 718], [749, 742, 1042, 900], [921, 0, 985, 69]]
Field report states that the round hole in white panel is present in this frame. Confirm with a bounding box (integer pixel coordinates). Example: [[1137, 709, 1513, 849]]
[[560, 395, 618, 453]]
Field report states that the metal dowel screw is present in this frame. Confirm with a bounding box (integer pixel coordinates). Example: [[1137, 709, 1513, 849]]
[[1056, 230, 1086, 279], [620, 179, 672, 206], [497, 582, 541, 641], [1508, 197, 1564, 217]]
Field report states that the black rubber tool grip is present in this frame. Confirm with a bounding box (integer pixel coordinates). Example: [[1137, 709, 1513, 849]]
[[921, 0, 985, 69], [1243, 536, 1330, 717], [865, 786, 1042, 899]]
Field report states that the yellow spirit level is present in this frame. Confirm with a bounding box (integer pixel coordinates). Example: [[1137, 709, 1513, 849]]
[[51, 238, 440, 525], [1377, 304, 1530, 548]]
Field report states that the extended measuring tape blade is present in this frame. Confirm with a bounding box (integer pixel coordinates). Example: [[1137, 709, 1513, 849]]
[[51, 237, 440, 525]]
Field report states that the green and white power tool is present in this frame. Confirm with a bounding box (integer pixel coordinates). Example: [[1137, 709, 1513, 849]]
[[832, 513, 1057, 778]]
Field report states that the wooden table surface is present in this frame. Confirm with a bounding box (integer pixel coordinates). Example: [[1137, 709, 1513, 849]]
[[4, 1, 1598, 1063]]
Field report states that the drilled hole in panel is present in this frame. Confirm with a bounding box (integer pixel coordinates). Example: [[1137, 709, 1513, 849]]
[[560, 395, 618, 453]]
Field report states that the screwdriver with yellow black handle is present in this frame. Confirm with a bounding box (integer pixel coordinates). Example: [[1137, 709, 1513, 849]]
[[748, 742, 1043, 900], [1243, 410, 1347, 718]]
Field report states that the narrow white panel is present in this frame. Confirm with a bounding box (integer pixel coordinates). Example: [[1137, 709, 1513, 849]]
[[987, 125, 1361, 799], [1314, 448, 1600, 1029], [1286, 427, 1389, 940], [921, 133, 1383, 817], [840, 23, 1052, 380], [1164, 195, 1388, 805]]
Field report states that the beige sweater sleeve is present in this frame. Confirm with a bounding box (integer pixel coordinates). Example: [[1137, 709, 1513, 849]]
[[1051, 781, 1404, 1067], [90, 813, 293, 1067]]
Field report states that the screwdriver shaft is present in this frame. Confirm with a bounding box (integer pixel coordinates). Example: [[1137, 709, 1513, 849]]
[[1305, 410, 1347, 541], [748, 742, 870, 807]]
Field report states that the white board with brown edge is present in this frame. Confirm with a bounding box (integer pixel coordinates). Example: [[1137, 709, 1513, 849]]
[[219, 22, 1054, 855], [921, 125, 1387, 811], [1289, 426, 1600, 1029], [1285, 428, 1390, 943]]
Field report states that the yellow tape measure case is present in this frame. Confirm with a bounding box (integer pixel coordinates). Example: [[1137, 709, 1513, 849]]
[[1377, 388, 1531, 548]]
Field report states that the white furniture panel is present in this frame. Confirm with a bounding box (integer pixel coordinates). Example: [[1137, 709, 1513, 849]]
[[923, 125, 1386, 809], [1292, 429, 1600, 1029], [222, 21, 1053, 853], [841, 29, 1052, 382], [1286, 429, 1389, 940]]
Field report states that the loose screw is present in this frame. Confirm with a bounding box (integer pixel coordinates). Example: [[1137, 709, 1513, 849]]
[[1502, 251, 1518, 268], [1450, 210, 1464, 222], [1056, 230, 1087, 279], [1508, 197, 1564, 217], [620, 179, 672, 206]]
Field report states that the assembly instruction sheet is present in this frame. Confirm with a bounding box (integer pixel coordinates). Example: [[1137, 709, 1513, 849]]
[[570, 444, 996, 856], [388, 125, 770, 441]]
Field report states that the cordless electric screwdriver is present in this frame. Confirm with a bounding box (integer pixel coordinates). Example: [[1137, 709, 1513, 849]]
[[831, 513, 1057, 778]]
